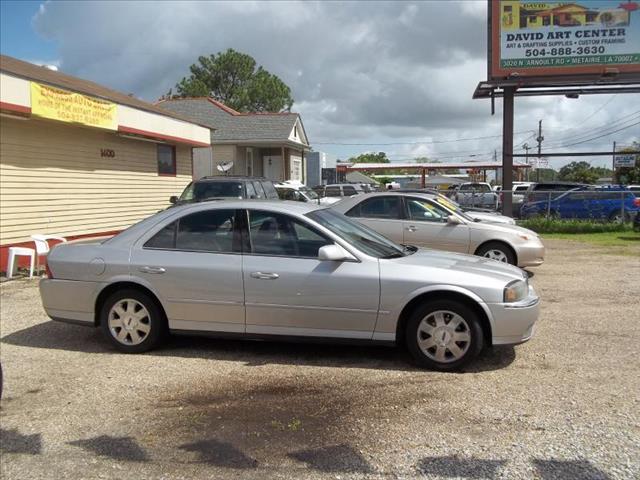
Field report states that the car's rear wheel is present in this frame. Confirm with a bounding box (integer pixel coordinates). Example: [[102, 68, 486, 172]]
[[475, 241, 516, 265], [99, 289, 166, 353], [608, 210, 628, 223], [405, 300, 484, 371]]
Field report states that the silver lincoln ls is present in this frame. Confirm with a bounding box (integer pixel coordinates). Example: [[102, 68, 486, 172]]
[[39, 200, 540, 371]]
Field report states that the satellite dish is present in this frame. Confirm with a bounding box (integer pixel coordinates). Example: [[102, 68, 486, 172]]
[[217, 161, 234, 175]]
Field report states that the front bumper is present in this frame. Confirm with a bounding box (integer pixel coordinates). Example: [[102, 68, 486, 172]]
[[487, 286, 540, 345]]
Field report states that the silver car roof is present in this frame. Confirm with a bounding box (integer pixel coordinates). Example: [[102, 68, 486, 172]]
[[106, 200, 326, 246], [331, 191, 439, 213]]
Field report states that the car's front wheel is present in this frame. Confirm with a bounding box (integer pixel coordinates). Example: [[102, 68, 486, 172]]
[[475, 241, 516, 265], [405, 300, 484, 371], [99, 289, 166, 353]]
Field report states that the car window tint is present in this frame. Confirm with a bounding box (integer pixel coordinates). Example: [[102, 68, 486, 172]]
[[253, 181, 265, 199], [343, 186, 357, 196], [175, 210, 237, 253], [193, 182, 243, 200], [245, 181, 257, 199], [248, 210, 331, 257], [357, 196, 400, 219], [325, 187, 341, 197], [262, 182, 279, 199], [406, 198, 447, 222], [144, 221, 177, 249]]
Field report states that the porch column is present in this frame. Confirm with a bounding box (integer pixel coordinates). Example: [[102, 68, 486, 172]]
[[281, 146, 286, 181]]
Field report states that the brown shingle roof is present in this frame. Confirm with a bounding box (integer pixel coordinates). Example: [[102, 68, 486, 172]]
[[0, 55, 204, 126]]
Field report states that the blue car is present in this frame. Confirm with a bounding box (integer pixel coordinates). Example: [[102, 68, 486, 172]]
[[521, 188, 640, 222]]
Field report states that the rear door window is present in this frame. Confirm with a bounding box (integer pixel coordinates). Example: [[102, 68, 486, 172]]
[[350, 196, 401, 219], [261, 181, 279, 199], [176, 210, 238, 252], [325, 186, 342, 197], [342, 186, 358, 196], [193, 181, 243, 200], [253, 181, 266, 199], [245, 181, 257, 199]]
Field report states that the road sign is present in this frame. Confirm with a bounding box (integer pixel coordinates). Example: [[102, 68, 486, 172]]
[[614, 154, 637, 168]]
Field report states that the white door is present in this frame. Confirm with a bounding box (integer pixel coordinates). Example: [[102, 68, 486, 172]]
[[290, 154, 302, 182], [263, 155, 283, 181]]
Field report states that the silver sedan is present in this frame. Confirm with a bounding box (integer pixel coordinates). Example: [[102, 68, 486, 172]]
[[331, 192, 545, 267], [40, 201, 539, 371]]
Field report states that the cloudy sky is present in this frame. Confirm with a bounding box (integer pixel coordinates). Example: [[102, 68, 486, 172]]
[[1, 0, 638, 169]]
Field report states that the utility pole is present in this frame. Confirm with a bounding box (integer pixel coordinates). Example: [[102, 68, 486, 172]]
[[612, 141, 616, 184], [536, 120, 543, 182], [523, 143, 530, 182]]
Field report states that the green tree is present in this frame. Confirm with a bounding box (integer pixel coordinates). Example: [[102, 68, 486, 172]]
[[171, 49, 294, 112], [558, 161, 603, 184], [348, 152, 390, 164]]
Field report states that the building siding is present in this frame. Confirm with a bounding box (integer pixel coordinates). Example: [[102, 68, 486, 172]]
[[0, 117, 192, 245]]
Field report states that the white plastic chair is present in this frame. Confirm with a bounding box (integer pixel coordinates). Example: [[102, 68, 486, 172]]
[[7, 247, 35, 279], [31, 235, 67, 273]]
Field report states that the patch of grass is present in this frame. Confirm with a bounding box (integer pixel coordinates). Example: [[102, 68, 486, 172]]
[[518, 218, 632, 234], [542, 230, 640, 257]]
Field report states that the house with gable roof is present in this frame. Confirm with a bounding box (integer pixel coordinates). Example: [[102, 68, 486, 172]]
[[158, 97, 311, 182]]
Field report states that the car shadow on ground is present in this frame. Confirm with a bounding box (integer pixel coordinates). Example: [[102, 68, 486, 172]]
[[1, 320, 516, 373]]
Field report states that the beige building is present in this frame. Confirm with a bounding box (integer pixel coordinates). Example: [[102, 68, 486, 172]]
[[158, 97, 310, 182], [0, 55, 211, 271]]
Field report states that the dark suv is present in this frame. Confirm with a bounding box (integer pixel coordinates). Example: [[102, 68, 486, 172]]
[[170, 176, 279, 204]]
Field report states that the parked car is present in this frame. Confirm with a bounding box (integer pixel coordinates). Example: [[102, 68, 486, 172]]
[[170, 176, 279, 205], [397, 189, 515, 225], [40, 200, 539, 371], [318, 183, 366, 199], [450, 182, 499, 210], [275, 182, 338, 205], [626, 185, 640, 196], [520, 188, 640, 222], [331, 192, 544, 267], [521, 181, 590, 203]]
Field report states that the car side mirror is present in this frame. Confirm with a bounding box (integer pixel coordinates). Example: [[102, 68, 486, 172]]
[[447, 215, 462, 225], [169, 195, 178, 204], [318, 244, 355, 262]]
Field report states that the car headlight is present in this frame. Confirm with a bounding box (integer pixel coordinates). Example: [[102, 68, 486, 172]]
[[504, 279, 528, 303]]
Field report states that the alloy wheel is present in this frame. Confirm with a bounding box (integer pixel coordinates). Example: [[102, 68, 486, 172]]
[[416, 310, 471, 363], [108, 299, 151, 346], [483, 249, 508, 262]]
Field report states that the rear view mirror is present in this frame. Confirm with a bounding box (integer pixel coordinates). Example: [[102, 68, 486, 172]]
[[169, 195, 178, 204], [318, 244, 355, 262]]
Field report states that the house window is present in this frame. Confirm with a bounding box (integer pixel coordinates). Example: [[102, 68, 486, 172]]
[[157, 144, 176, 176]]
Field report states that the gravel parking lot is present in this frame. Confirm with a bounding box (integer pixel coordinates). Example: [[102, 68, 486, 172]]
[[1, 238, 639, 480]]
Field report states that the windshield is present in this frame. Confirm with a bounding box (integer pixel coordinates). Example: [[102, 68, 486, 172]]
[[191, 181, 244, 200], [432, 195, 475, 222], [307, 209, 406, 259], [300, 187, 319, 200]]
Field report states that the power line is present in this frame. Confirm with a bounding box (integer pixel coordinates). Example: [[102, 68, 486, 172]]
[[550, 120, 640, 149], [543, 111, 640, 147], [313, 130, 535, 146]]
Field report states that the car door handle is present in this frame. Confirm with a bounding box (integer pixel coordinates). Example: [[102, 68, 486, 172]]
[[250, 272, 279, 280], [405, 226, 417, 232], [139, 266, 166, 274]]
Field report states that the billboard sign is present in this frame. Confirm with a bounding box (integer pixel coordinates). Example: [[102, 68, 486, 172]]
[[614, 153, 637, 167], [489, 1, 640, 81]]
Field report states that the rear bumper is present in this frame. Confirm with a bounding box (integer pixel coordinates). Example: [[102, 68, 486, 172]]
[[39, 279, 98, 326], [517, 242, 545, 268], [487, 286, 540, 345]]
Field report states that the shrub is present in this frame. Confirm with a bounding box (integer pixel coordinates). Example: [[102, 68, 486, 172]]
[[517, 218, 633, 234]]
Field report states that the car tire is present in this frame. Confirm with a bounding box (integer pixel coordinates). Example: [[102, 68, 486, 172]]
[[608, 211, 628, 223], [99, 289, 166, 353], [475, 241, 517, 265], [405, 300, 484, 371]]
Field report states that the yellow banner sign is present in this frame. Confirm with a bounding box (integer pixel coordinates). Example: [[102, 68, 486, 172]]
[[30, 82, 117, 130]]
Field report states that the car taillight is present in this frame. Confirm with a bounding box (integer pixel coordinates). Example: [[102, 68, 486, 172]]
[[45, 263, 54, 279], [633, 198, 640, 207]]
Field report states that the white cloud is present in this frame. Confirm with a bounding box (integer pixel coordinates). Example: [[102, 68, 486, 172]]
[[30, 0, 639, 168]]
